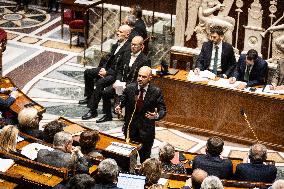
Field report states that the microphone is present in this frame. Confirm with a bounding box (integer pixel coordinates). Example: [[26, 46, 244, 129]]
[[240, 108, 259, 142], [125, 88, 140, 144]]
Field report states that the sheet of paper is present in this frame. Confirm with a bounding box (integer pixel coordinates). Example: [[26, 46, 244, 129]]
[[21, 143, 54, 160], [113, 81, 126, 95], [0, 158, 14, 172], [105, 142, 136, 156], [207, 78, 242, 89], [74, 0, 100, 5], [158, 178, 168, 185]]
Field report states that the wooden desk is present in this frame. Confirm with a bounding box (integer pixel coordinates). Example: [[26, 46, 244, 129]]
[[60, 0, 103, 43], [0, 151, 68, 188], [153, 70, 284, 151], [59, 117, 142, 172], [0, 77, 45, 114]]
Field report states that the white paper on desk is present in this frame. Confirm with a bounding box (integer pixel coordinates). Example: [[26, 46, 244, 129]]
[[74, 0, 100, 5], [0, 158, 14, 172], [199, 70, 216, 79], [208, 78, 242, 89], [187, 70, 208, 82], [105, 142, 136, 156], [158, 178, 168, 185], [113, 81, 126, 95], [261, 86, 284, 95], [244, 87, 282, 95], [21, 143, 54, 160], [17, 135, 24, 143]]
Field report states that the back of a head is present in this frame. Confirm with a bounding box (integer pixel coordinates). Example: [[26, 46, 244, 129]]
[[131, 5, 142, 19], [125, 15, 136, 27], [246, 49, 258, 61], [0, 125, 19, 152], [96, 158, 119, 185], [206, 137, 224, 156], [43, 120, 65, 143], [271, 179, 284, 189], [18, 107, 39, 129], [67, 174, 95, 189], [210, 26, 224, 36], [192, 169, 208, 189], [159, 142, 175, 163], [53, 131, 72, 148], [201, 176, 223, 189], [249, 143, 267, 164], [140, 158, 162, 186], [79, 130, 100, 151]]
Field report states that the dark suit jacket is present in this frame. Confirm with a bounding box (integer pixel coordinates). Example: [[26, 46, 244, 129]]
[[37, 149, 89, 173], [232, 54, 268, 86], [192, 154, 233, 179], [234, 163, 277, 183], [196, 41, 236, 77], [117, 52, 151, 84], [100, 41, 131, 77], [134, 19, 147, 39], [120, 82, 166, 142]]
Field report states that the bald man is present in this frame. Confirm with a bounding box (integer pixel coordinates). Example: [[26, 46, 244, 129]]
[[80, 25, 132, 120], [97, 36, 151, 123], [115, 66, 166, 163]]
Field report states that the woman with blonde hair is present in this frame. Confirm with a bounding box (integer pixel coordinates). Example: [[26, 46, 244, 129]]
[[0, 125, 19, 152]]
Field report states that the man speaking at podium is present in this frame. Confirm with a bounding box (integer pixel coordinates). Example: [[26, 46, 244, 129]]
[[115, 66, 166, 163]]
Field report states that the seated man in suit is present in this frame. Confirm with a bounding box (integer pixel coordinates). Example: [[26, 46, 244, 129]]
[[229, 49, 268, 90], [192, 137, 233, 179], [234, 143, 277, 183], [195, 26, 236, 78], [79, 25, 131, 120], [37, 131, 89, 173], [97, 36, 150, 123], [270, 59, 284, 90], [93, 158, 120, 189]]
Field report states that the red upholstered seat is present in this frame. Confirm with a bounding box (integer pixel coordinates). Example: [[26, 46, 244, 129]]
[[0, 28, 7, 52], [69, 20, 85, 29], [63, 9, 75, 25]]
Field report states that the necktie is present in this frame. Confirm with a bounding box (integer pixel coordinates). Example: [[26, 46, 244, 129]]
[[244, 65, 251, 81], [136, 88, 145, 113], [213, 45, 219, 75]]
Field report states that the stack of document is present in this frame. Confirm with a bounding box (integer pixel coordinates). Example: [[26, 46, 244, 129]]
[[21, 143, 54, 160], [74, 0, 100, 5], [105, 142, 136, 156]]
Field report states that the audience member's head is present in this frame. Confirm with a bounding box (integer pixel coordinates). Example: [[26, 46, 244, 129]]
[[124, 15, 136, 27], [53, 131, 73, 153], [131, 36, 144, 54], [148, 184, 166, 189], [192, 169, 208, 189], [79, 130, 100, 152], [0, 125, 19, 152], [271, 179, 284, 189], [246, 49, 258, 65], [116, 24, 131, 43], [67, 174, 95, 189], [18, 107, 41, 129], [43, 120, 65, 143], [130, 5, 143, 19], [159, 142, 175, 164], [140, 158, 162, 186], [249, 143, 267, 164], [201, 176, 223, 189], [206, 137, 224, 156], [95, 158, 119, 185], [209, 26, 224, 44]]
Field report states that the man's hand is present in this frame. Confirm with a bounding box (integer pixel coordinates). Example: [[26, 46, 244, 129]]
[[236, 82, 247, 90], [10, 91, 20, 99], [98, 68, 107, 77], [115, 105, 122, 115], [145, 111, 159, 120], [194, 68, 200, 76], [228, 77, 236, 84], [269, 83, 277, 90]]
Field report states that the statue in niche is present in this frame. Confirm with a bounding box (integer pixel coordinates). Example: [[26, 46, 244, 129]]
[[185, 0, 235, 48]]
